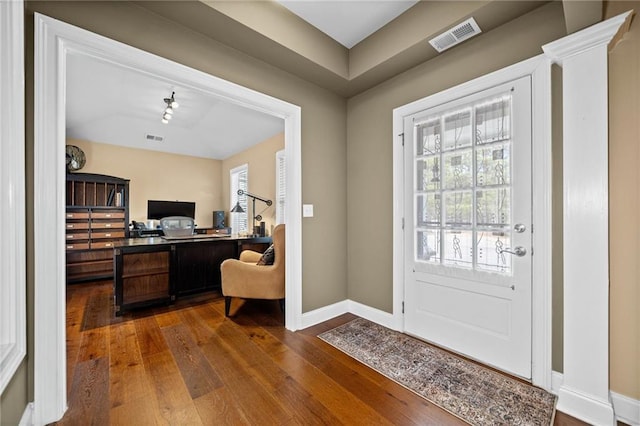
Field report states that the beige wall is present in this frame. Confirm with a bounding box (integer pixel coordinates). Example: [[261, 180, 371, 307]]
[[68, 139, 223, 228], [221, 132, 284, 235], [0, 362, 28, 424], [606, 1, 640, 401], [346, 2, 567, 312]]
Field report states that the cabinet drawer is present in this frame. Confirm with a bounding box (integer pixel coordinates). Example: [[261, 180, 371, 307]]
[[66, 212, 90, 219], [66, 222, 90, 230], [92, 211, 125, 219], [91, 241, 117, 249], [66, 243, 90, 251], [92, 231, 124, 239], [65, 232, 90, 240], [91, 221, 124, 229]]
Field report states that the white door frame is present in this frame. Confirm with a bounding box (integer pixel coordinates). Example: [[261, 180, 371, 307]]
[[0, 0, 27, 395], [34, 13, 303, 424], [392, 55, 553, 389]]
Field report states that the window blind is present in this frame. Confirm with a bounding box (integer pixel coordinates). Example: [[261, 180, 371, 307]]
[[230, 164, 248, 234]]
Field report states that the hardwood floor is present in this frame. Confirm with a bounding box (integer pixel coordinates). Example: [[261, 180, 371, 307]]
[[57, 280, 589, 425]]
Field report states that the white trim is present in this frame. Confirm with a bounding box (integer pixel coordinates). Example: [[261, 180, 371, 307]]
[[275, 149, 286, 225], [34, 13, 303, 424], [542, 11, 633, 426], [19, 402, 35, 426], [542, 12, 633, 63], [611, 392, 640, 426], [347, 300, 397, 330], [0, 0, 26, 395], [530, 57, 554, 391], [300, 300, 349, 329], [392, 54, 553, 389], [551, 370, 564, 394], [299, 299, 397, 331], [552, 372, 640, 426]]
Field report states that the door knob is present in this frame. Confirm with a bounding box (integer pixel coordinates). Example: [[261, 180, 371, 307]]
[[514, 223, 526, 233], [500, 246, 527, 257]]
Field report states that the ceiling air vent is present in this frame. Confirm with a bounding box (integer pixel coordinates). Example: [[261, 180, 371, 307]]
[[429, 17, 482, 53], [145, 133, 164, 142]]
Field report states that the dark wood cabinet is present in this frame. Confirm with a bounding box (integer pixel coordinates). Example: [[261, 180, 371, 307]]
[[65, 173, 130, 283], [173, 240, 236, 297], [114, 246, 171, 312], [114, 236, 270, 314]]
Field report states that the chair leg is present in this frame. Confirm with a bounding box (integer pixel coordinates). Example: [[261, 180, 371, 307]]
[[278, 298, 285, 315], [224, 296, 232, 317]]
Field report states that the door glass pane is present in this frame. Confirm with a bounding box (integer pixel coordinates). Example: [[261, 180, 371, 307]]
[[443, 149, 472, 190], [476, 188, 510, 227], [444, 191, 472, 226], [443, 229, 473, 268], [476, 144, 510, 187], [416, 157, 441, 191], [476, 96, 511, 144], [443, 109, 472, 150], [417, 229, 440, 263], [417, 193, 440, 226], [476, 231, 511, 273], [417, 119, 441, 156]]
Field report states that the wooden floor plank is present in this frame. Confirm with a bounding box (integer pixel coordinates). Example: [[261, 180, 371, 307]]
[[58, 281, 590, 426], [109, 321, 150, 409], [193, 388, 251, 426], [162, 322, 224, 399], [57, 356, 110, 426], [143, 350, 204, 425], [133, 315, 169, 357]]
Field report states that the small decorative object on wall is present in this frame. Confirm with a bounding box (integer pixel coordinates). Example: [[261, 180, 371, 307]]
[[65, 144, 86, 172]]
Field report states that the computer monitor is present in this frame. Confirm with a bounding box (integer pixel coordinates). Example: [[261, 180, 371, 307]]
[[147, 200, 196, 220]]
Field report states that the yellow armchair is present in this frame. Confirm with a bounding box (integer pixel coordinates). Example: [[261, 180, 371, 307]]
[[221, 224, 285, 317]]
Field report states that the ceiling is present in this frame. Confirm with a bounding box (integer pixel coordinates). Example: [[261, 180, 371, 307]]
[[66, 53, 284, 160], [66, 0, 422, 159], [276, 0, 419, 48]]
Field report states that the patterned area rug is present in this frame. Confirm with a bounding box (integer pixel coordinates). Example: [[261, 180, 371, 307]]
[[318, 318, 556, 426]]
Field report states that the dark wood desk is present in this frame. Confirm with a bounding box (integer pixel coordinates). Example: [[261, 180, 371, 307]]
[[113, 236, 271, 315]]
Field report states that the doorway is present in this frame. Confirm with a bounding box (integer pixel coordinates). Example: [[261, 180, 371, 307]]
[[34, 13, 302, 424]]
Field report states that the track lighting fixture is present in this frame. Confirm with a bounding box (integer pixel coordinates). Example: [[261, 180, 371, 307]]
[[161, 91, 179, 124]]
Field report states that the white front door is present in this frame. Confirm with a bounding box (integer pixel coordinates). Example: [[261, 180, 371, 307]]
[[404, 76, 532, 378]]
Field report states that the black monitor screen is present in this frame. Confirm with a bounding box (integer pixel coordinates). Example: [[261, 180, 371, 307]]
[[147, 200, 196, 220]]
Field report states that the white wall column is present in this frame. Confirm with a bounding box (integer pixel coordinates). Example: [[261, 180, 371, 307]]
[[542, 11, 632, 426]]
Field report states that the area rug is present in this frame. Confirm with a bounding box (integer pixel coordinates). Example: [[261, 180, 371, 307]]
[[318, 318, 556, 426]]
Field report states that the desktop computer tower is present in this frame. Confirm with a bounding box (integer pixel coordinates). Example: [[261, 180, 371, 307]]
[[212, 210, 225, 229]]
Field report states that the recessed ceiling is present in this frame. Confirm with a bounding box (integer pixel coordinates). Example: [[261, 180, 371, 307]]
[[65, 53, 284, 160], [277, 0, 419, 48]]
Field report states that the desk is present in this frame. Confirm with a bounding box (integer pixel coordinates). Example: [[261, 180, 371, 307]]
[[113, 236, 271, 314]]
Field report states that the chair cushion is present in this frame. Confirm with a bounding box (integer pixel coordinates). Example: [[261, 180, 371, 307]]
[[257, 244, 275, 265]]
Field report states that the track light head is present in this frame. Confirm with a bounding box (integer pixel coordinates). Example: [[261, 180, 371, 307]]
[[162, 91, 178, 123]]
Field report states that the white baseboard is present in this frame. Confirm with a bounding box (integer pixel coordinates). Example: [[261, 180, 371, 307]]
[[557, 385, 615, 426], [551, 370, 564, 394], [19, 402, 34, 426], [299, 299, 395, 331], [299, 300, 349, 329], [552, 372, 639, 425], [346, 300, 396, 330], [611, 391, 640, 426]]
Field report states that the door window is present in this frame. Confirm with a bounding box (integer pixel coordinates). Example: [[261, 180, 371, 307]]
[[415, 93, 513, 275]]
